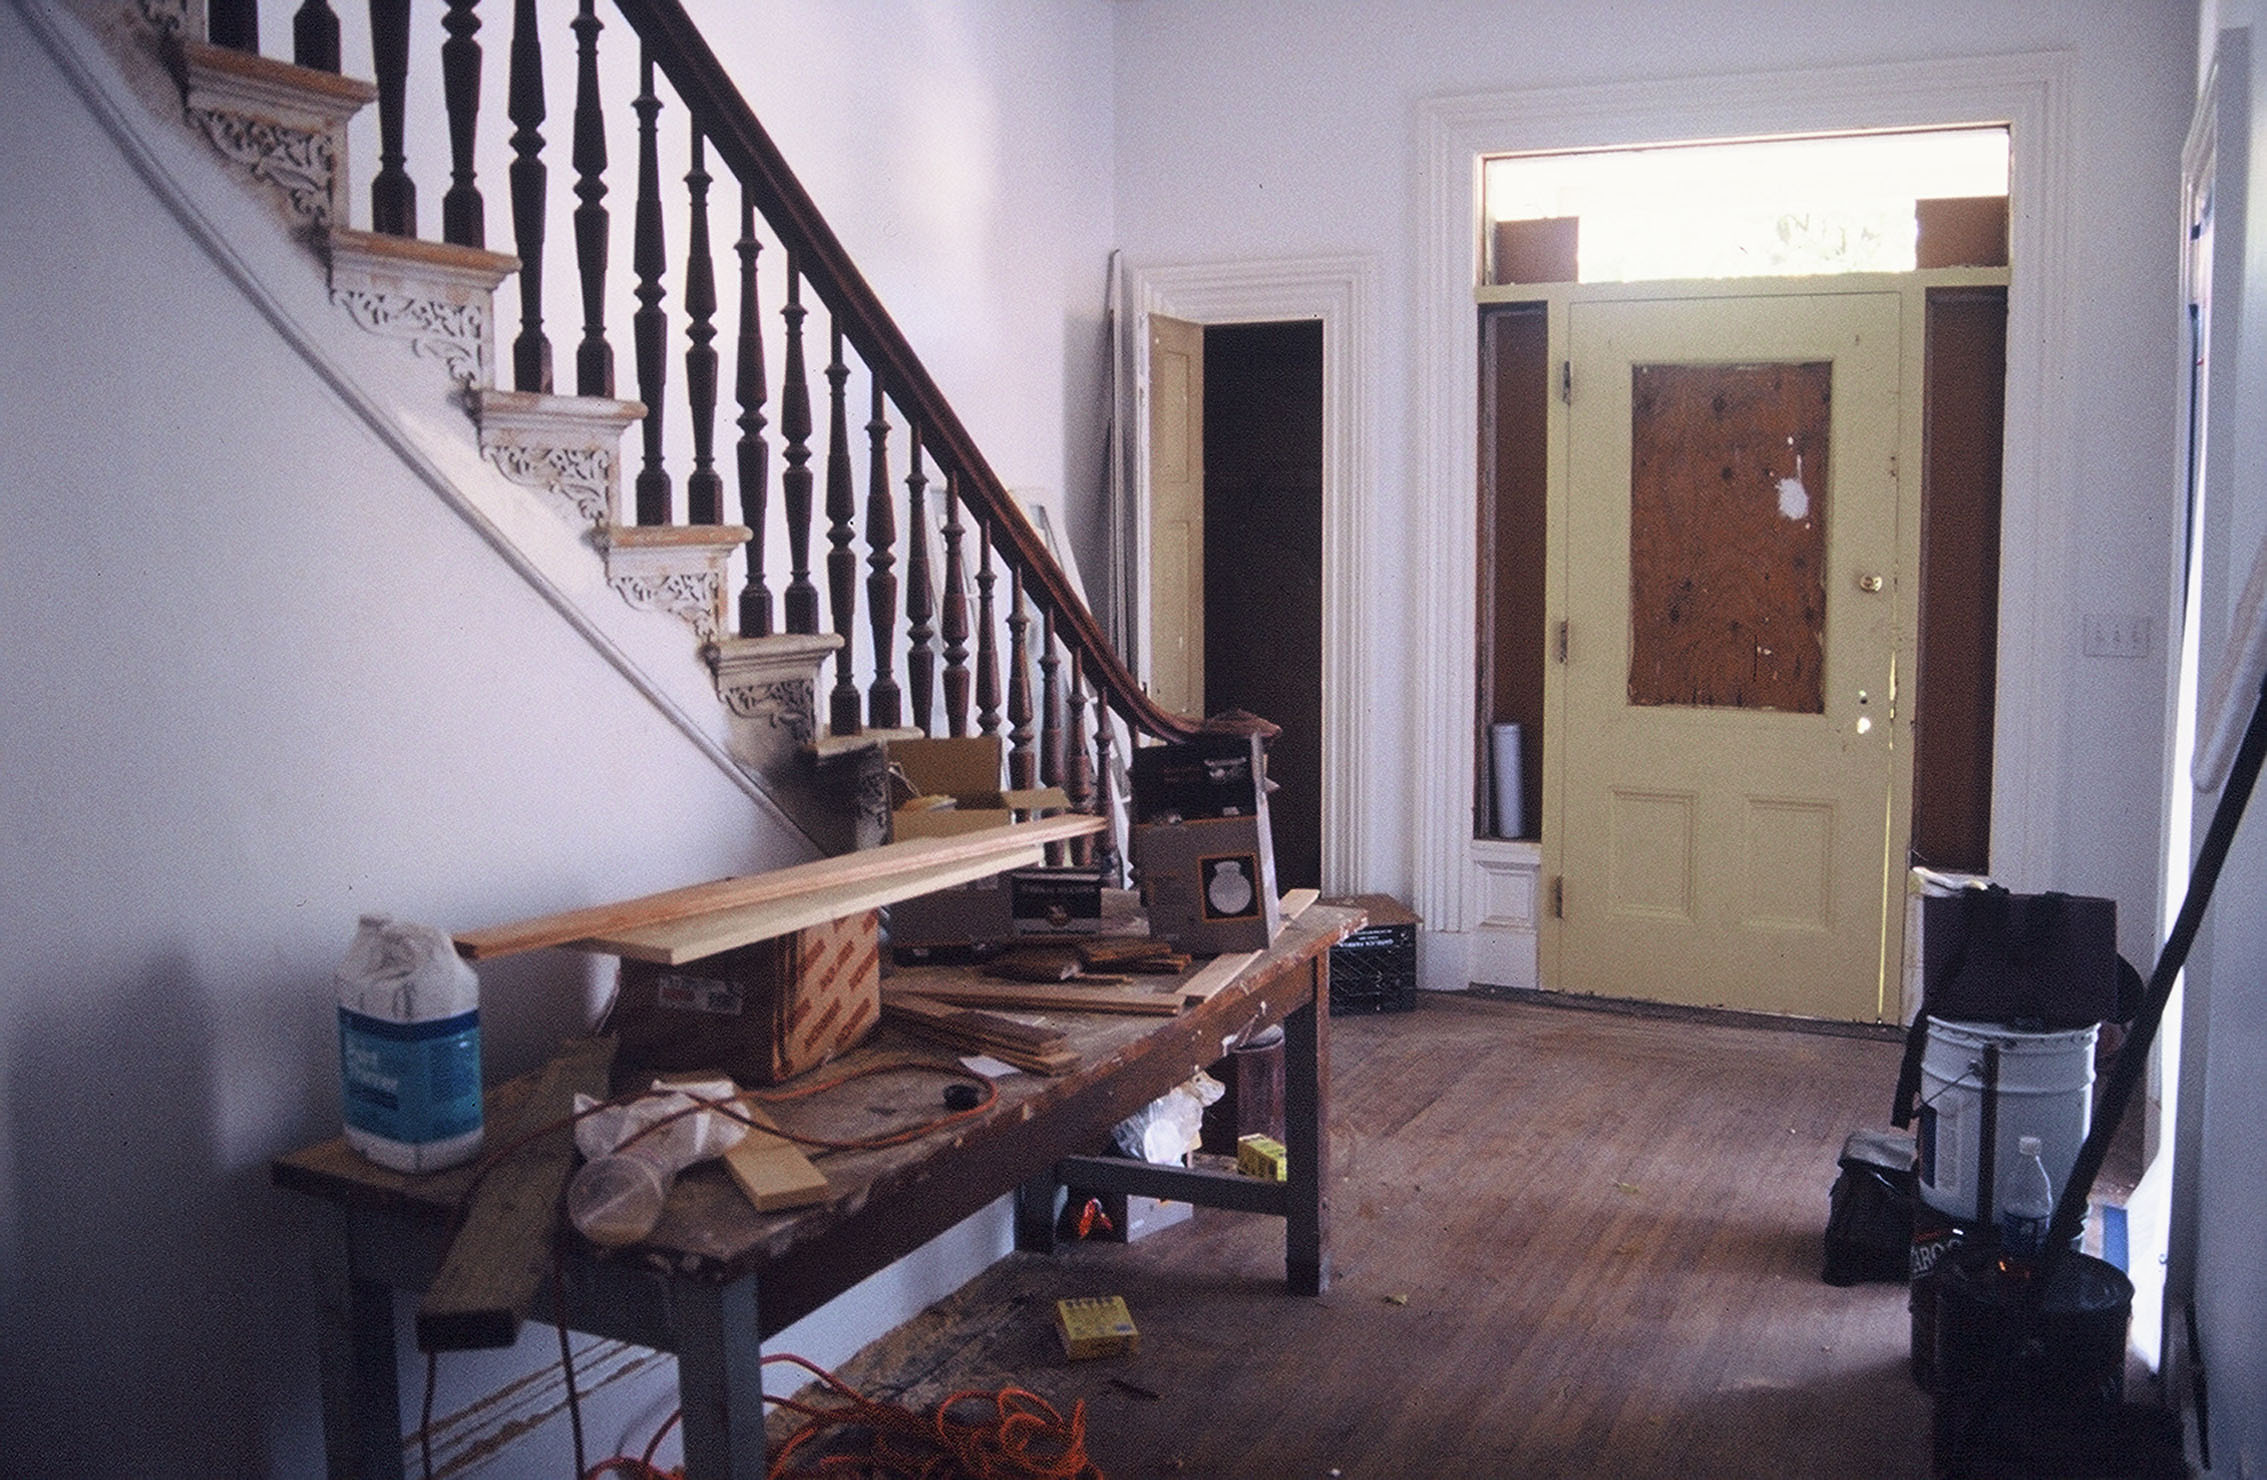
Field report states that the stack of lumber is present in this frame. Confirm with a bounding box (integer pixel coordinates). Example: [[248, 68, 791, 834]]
[[452, 814, 1106, 963], [1077, 936, 1194, 974], [880, 992, 1080, 1075], [889, 978, 1186, 1017]]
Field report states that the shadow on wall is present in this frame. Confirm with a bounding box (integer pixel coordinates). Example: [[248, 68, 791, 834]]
[[0, 950, 305, 1474]]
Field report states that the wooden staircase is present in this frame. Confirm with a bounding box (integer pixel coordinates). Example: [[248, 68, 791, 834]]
[[97, 0, 1214, 859]]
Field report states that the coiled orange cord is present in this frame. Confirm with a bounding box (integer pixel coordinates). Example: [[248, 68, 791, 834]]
[[761, 1353, 1105, 1479]]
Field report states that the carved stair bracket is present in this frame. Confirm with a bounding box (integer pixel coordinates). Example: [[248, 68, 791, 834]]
[[166, 35, 377, 229], [321, 226, 518, 387], [600, 523, 752, 645], [708, 633, 843, 773], [137, 0, 204, 39], [471, 389, 645, 525]]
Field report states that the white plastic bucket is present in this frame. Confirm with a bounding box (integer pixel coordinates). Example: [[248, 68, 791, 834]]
[[1916, 1016, 2096, 1223]]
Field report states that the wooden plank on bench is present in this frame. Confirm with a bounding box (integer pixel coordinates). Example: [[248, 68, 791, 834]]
[[453, 814, 1102, 960], [415, 1036, 616, 1352]]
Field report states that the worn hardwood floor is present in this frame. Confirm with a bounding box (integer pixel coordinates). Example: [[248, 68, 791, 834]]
[[772, 993, 2145, 1480]]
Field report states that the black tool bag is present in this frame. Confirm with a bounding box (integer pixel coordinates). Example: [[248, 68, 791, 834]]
[[1822, 1129, 1918, 1286], [1890, 887, 2141, 1128], [1920, 887, 2130, 1028]]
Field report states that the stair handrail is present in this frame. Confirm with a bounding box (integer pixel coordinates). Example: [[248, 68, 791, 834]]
[[610, 0, 1202, 747]]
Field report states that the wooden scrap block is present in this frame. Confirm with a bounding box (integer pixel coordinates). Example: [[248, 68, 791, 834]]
[[717, 1110, 830, 1213], [416, 1036, 616, 1352], [881, 991, 1081, 1075]]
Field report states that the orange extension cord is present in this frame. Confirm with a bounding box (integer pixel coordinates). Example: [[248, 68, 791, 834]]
[[759, 1354, 1104, 1480]]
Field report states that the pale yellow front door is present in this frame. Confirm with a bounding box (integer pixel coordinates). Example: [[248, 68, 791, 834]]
[[1147, 314, 1205, 716], [1553, 289, 1906, 1020]]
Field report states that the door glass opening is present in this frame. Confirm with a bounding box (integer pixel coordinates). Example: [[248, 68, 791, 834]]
[[1484, 127, 2010, 284], [1629, 361, 1831, 713]]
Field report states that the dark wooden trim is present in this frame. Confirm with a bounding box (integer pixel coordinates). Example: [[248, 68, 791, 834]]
[[1477, 303, 1549, 840], [1914, 287, 2005, 873]]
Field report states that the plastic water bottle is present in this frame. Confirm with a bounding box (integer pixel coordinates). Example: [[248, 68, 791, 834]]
[[335, 915, 483, 1173], [1998, 1134, 2054, 1271]]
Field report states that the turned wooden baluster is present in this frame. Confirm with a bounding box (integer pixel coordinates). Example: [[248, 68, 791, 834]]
[[939, 473, 972, 737], [974, 521, 1001, 738], [734, 185, 773, 636], [682, 129, 721, 524], [1066, 652, 1097, 865], [864, 378, 902, 730], [1039, 606, 1065, 849], [505, 0, 548, 391], [1006, 567, 1035, 789], [778, 269, 819, 634], [368, 0, 415, 235], [630, 49, 669, 525], [823, 322, 860, 735], [439, 0, 485, 247], [209, 0, 256, 52], [1092, 687, 1123, 883], [902, 433, 937, 735], [294, 1, 341, 71], [570, 0, 611, 396]]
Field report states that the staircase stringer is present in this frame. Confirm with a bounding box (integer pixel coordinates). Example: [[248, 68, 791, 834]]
[[26, 0, 822, 849]]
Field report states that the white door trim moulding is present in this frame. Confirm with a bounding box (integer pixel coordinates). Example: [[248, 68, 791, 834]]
[[1413, 52, 2074, 969], [1129, 255, 1378, 895]]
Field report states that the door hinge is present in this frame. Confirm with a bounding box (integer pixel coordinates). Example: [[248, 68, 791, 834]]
[[1556, 620, 1570, 663], [1551, 875, 1565, 919], [1560, 360, 1572, 404], [1889, 452, 1900, 481]]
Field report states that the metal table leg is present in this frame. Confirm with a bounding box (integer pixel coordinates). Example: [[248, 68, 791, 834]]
[[672, 1271, 768, 1480], [312, 1205, 407, 1480]]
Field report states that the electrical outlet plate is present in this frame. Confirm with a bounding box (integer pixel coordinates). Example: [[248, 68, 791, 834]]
[[2082, 613, 2152, 658]]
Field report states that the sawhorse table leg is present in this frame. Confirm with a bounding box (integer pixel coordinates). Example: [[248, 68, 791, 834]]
[[1282, 971, 1332, 1295], [312, 1206, 406, 1480], [673, 1272, 768, 1480]]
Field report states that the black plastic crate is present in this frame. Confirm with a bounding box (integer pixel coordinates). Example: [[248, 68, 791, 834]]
[[1324, 894, 1419, 1014]]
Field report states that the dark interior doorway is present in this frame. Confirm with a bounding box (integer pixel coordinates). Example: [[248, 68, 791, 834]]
[[1203, 319, 1324, 892]]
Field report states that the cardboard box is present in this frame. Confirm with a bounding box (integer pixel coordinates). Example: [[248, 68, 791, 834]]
[[885, 736, 1071, 949], [889, 871, 1015, 951], [1054, 1296, 1140, 1360], [1012, 866, 1106, 934], [1134, 814, 1281, 954], [1237, 1133, 1289, 1182], [607, 910, 880, 1085], [887, 736, 1066, 840], [1130, 733, 1269, 823]]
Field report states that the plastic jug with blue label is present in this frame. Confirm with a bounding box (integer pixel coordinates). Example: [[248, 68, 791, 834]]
[[335, 914, 483, 1172]]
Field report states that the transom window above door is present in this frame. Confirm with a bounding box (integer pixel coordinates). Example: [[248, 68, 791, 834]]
[[1483, 126, 2010, 285]]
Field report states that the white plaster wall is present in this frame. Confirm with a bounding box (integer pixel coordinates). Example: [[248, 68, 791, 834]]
[[1110, 0, 2194, 963], [2180, 19, 2267, 1474], [0, 13, 777, 1473], [1, 1, 1117, 1470], [685, 0, 1122, 585]]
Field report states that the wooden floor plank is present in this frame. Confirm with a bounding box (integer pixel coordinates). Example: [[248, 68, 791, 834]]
[[772, 994, 2022, 1478]]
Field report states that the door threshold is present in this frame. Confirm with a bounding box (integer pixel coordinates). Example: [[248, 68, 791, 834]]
[[1458, 984, 1905, 1042]]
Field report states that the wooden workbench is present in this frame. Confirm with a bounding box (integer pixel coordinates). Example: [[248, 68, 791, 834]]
[[272, 900, 1361, 1480]]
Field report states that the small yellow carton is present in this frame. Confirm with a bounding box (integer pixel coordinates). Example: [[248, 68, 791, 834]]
[[1054, 1295, 1139, 1360], [1237, 1133, 1288, 1182]]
